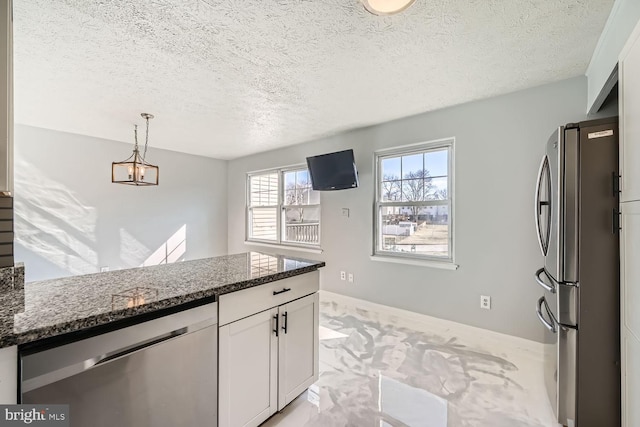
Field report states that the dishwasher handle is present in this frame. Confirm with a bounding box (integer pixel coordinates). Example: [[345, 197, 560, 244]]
[[21, 317, 217, 394], [93, 327, 187, 367]]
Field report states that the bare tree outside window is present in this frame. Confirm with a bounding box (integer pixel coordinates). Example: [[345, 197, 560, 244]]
[[381, 175, 401, 201], [402, 169, 434, 217], [285, 177, 311, 221], [375, 143, 453, 261], [282, 169, 320, 245], [433, 188, 448, 200]]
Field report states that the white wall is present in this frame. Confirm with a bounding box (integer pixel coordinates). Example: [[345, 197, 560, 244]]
[[586, 0, 640, 113], [14, 125, 227, 282], [228, 76, 611, 342]]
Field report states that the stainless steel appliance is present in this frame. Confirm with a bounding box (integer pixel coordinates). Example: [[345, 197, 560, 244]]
[[534, 118, 620, 427], [20, 302, 218, 427]]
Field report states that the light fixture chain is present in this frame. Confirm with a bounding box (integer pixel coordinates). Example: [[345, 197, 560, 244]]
[[143, 116, 149, 160], [133, 124, 139, 151]]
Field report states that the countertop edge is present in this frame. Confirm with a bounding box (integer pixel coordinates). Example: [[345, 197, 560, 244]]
[[7, 262, 325, 348]]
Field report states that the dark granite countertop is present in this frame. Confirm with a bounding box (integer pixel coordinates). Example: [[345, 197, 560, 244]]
[[0, 252, 324, 349]]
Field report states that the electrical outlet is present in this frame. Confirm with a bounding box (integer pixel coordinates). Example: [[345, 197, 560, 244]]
[[480, 295, 491, 310], [340, 271, 346, 281], [348, 273, 354, 283], [100, 266, 110, 273]]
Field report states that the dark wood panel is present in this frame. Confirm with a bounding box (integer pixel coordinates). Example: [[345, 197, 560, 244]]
[[0, 232, 13, 244], [0, 197, 13, 208], [0, 254, 13, 268], [0, 243, 13, 256]]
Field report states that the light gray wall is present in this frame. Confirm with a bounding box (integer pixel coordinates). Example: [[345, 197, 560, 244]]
[[15, 125, 227, 282], [586, 0, 640, 112], [0, 0, 14, 193], [228, 76, 609, 342]]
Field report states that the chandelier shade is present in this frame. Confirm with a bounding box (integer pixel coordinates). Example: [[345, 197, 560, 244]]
[[112, 113, 159, 186]]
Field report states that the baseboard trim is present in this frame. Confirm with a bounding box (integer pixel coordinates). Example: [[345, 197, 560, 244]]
[[319, 290, 545, 357]]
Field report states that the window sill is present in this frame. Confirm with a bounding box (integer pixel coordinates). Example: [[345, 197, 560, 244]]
[[370, 255, 459, 270], [244, 240, 323, 254]]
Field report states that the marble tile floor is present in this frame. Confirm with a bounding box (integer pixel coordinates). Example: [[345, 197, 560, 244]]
[[263, 292, 560, 427]]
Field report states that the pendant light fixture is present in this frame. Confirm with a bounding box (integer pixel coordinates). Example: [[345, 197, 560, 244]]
[[361, 0, 416, 15], [112, 113, 159, 186]]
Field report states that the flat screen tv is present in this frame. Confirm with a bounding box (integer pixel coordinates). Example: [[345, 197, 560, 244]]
[[306, 149, 359, 191]]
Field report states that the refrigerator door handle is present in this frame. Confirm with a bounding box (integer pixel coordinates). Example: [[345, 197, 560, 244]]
[[535, 267, 556, 293], [535, 156, 551, 256], [534, 157, 544, 253], [612, 208, 621, 234], [536, 296, 556, 333], [612, 171, 621, 196]]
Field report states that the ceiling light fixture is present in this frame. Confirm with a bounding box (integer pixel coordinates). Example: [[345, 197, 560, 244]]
[[112, 113, 159, 186], [361, 0, 416, 15]]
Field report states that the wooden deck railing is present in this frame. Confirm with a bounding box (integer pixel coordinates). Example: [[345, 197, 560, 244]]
[[285, 222, 319, 244]]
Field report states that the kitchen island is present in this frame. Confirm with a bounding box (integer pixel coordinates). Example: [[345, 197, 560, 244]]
[[0, 252, 324, 426]]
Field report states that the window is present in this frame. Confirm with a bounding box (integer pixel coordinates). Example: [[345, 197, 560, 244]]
[[374, 140, 454, 262], [247, 167, 321, 247]]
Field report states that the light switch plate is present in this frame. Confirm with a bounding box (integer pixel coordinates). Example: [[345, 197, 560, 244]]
[[342, 208, 350, 217]]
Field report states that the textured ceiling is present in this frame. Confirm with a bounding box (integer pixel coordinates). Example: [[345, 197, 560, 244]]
[[13, 0, 614, 160]]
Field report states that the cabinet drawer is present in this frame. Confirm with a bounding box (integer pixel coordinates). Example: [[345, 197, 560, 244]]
[[219, 271, 319, 326]]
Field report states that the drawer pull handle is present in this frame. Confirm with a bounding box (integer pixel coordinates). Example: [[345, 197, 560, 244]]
[[282, 311, 288, 334], [273, 288, 291, 296], [273, 314, 279, 337]]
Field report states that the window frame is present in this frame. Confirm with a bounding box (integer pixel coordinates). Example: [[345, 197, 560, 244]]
[[246, 165, 321, 249], [373, 138, 455, 264], [246, 170, 280, 243]]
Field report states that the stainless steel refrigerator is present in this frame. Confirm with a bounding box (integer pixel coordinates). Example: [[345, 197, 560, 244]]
[[534, 117, 620, 427]]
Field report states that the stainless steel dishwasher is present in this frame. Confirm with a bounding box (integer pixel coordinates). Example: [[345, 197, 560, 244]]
[[20, 302, 218, 427]]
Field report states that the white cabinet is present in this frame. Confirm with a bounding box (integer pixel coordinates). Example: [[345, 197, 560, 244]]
[[621, 202, 640, 427], [219, 308, 279, 427], [621, 203, 640, 340], [0, 345, 17, 404], [218, 274, 320, 427], [620, 21, 640, 202], [620, 19, 640, 427], [623, 333, 640, 427], [278, 293, 319, 410]]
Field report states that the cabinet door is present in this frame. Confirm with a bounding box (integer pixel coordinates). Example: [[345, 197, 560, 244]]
[[621, 201, 640, 427], [277, 293, 319, 410], [620, 22, 640, 202], [623, 333, 640, 427], [0, 346, 17, 404], [219, 308, 278, 427]]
